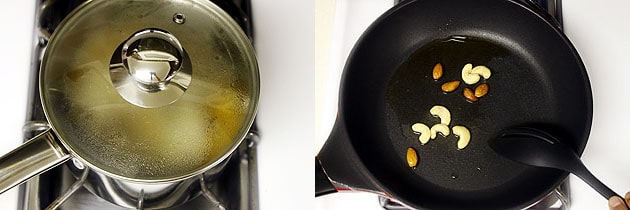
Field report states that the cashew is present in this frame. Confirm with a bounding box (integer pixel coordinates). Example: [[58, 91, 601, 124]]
[[452, 126, 471, 149], [430, 124, 450, 139], [461, 63, 480, 85], [411, 123, 431, 144], [471, 65, 492, 79], [429, 105, 451, 125]]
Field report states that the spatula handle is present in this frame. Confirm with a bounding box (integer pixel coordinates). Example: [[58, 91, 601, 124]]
[[573, 162, 625, 204]]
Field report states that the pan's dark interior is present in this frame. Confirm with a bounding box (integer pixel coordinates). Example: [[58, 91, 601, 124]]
[[339, 0, 591, 209]]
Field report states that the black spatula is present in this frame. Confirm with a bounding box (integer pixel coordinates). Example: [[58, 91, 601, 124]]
[[489, 127, 624, 204]]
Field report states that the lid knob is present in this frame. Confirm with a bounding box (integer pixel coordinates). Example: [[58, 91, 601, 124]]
[[110, 28, 192, 108], [122, 29, 184, 92]]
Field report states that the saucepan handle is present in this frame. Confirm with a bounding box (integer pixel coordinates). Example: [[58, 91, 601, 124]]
[[0, 129, 70, 194]]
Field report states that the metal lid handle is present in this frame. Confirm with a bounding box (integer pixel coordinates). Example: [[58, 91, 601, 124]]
[[122, 29, 185, 92]]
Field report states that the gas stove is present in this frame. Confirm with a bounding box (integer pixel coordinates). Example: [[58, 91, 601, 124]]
[[0, 0, 314, 209], [315, 0, 630, 209], [7, 0, 260, 209]]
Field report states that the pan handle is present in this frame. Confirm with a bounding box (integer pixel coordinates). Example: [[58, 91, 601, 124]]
[[315, 157, 337, 196], [0, 129, 70, 194], [316, 118, 380, 195]]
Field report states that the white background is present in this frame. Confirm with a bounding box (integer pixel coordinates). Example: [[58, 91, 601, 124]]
[[1, 0, 630, 210], [0, 0, 36, 208], [0, 0, 314, 210], [315, 0, 630, 210]]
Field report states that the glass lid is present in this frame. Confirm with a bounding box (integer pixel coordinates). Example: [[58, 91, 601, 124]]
[[40, 0, 259, 181]]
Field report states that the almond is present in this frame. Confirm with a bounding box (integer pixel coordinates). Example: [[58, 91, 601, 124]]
[[441, 81, 460, 93], [463, 87, 478, 102], [432, 63, 443, 80], [406, 147, 418, 168], [474, 83, 489, 97]]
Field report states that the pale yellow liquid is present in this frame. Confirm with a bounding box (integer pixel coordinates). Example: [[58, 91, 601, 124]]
[[45, 59, 252, 180]]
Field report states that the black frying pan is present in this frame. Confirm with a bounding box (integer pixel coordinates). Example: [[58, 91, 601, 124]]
[[316, 0, 592, 209]]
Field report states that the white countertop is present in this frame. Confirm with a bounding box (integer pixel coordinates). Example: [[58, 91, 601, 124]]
[[1, 0, 629, 209], [315, 0, 630, 209], [0, 1, 36, 208], [0, 0, 314, 209]]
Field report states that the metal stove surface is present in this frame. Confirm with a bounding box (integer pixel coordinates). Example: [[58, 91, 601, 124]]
[[20, 129, 259, 210], [18, 0, 259, 209]]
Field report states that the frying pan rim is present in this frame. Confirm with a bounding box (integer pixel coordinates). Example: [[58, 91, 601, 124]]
[[336, 0, 593, 208]]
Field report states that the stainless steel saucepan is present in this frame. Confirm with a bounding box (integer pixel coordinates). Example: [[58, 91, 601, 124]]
[[0, 0, 259, 208]]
